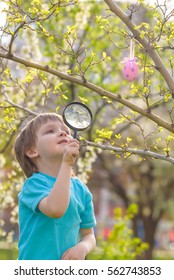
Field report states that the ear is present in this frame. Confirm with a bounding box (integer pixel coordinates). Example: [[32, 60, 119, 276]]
[[25, 147, 39, 159]]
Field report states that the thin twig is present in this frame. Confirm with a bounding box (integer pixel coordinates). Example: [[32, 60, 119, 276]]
[[3, 92, 38, 116], [83, 140, 174, 164]]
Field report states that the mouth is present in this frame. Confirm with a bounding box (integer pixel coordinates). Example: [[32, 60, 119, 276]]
[[58, 139, 69, 145]]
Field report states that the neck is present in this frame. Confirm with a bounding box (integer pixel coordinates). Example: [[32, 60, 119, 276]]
[[36, 158, 64, 178]]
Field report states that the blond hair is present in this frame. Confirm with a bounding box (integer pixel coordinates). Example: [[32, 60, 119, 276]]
[[14, 113, 63, 178]]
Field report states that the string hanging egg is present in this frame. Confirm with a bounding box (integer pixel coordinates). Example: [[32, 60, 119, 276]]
[[123, 38, 139, 82]]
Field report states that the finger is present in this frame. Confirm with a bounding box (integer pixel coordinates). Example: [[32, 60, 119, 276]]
[[66, 145, 78, 150], [65, 146, 80, 154], [61, 252, 67, 260], [61, 252, 71, 260], [68, 139, 79, 145], [66, 144, 79, 151], [65, 146, 79, 154]]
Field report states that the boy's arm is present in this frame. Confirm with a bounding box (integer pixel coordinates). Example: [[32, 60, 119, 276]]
[[38, 139, 79, 218], [61, 228, 96, 260]]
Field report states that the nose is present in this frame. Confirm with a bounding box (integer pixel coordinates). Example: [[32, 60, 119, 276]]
[[59, 130, 67, 137]]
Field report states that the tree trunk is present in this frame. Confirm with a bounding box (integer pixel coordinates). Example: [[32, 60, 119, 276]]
[[143, 216, 158, 259]]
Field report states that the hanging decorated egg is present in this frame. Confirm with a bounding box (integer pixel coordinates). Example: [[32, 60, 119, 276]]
[[123, 57, 139, 82]]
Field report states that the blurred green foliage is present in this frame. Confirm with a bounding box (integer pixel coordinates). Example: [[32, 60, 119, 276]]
[[88, 204, 149, 260], [0, 247, 18, 260]]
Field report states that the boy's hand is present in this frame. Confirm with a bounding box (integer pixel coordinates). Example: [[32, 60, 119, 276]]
[[63, 138, 79, 166], [61, 243, 87, 260], [61, 229, 96, 260]]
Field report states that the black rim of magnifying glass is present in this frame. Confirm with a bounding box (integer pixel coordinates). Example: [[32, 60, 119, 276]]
[[62, 102, 93, 131]]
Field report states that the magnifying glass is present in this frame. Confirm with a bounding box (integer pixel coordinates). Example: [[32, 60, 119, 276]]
[[62, 102, 92, 138]]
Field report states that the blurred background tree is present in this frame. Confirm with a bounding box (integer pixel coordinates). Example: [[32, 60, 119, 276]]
[[0, 0, 174, 259]]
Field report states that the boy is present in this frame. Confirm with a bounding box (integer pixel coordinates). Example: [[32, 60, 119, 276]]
[[14, 112, 96, 260]]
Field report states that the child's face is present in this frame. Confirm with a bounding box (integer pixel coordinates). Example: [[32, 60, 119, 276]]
[[33, 120, 72, 161]]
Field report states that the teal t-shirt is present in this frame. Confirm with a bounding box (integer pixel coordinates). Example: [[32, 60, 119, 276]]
[[18, 172, 96, 260]]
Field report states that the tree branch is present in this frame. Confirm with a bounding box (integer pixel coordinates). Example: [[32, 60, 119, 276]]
[[0, 52, 174, 133], [8, 22, 25, 55], [104, 0, 174, 94], [3, 92, 38, 116], [83, 140, 174, 164]]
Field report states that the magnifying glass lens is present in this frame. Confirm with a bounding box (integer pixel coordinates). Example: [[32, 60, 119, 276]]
[[63, 102, 92, 131]]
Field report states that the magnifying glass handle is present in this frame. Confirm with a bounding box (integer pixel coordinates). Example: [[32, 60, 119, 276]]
[[73, 130, 78, 139]]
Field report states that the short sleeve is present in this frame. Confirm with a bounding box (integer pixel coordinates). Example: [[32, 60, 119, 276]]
[[18, 176, 51, 214], [80, 186, 96, 229]]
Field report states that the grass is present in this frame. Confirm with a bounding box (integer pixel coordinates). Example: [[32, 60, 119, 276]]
[[0, 247, 173, 260], [0, 248, 18, 260]]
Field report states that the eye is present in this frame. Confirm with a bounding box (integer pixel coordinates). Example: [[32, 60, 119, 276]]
[[46, 129, 54, 134]]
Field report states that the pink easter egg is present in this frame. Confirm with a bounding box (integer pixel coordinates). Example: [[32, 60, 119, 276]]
[[123, 58, 139, 82]]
